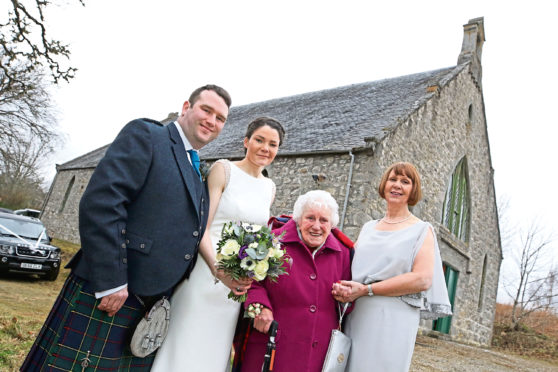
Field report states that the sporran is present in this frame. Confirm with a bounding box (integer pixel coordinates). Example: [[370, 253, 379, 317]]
[[130, 297, 170, 357]]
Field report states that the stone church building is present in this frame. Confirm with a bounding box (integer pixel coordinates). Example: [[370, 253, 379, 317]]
[[41, 18, 500, 346]]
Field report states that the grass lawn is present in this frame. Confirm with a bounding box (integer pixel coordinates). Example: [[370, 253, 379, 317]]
[[0, 239, 80, 371]]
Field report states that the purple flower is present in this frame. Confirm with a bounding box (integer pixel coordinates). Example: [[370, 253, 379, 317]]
[[246, 270, 255, 278], [238, 245, 249, 259]]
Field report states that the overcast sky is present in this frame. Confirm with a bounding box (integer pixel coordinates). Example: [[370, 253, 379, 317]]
[[36, 1, 557, 299]]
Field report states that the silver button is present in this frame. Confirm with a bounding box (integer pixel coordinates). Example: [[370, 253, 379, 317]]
[[121, 243, 126, 249], [309, 305, 317, 313], [140, 243, 145, 249], [122, 258, 127, 264], [193, 231, 199, 237], [184, 254, 192, 260], [121, 229, 126, 235], [310, 273, 317, 280]]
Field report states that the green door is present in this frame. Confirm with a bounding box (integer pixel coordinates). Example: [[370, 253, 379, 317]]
[[433, 264, 458, 334]]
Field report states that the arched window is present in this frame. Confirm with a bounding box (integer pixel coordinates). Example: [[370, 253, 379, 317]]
[[59, 176, 75, 213], [442, 157, 470, 242], [478, 254, 488, 311]]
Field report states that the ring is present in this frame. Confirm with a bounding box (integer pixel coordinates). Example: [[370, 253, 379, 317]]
[[236, 287, 241, 292]]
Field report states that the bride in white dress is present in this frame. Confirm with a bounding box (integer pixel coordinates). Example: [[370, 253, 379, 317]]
[[152, 117, 286, 372]]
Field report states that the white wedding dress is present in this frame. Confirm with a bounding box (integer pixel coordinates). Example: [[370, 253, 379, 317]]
[[152, 160, 274, 372]]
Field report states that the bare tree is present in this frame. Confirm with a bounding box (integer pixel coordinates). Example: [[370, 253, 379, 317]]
[[1, 0, 82, 208], [0, 54, 57, 150], [497, 195, 516, 248], [0, 129, 58, 209], [540, 267, 558, 312], [1, 0, 84, 145], [1, 0, 84, 87], [501, 219, 557, 330]]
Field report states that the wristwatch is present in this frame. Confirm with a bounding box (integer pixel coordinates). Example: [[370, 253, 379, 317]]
[[367, 284, 375, 296]]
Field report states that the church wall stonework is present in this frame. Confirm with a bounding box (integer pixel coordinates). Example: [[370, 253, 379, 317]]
[[41, 169, 92, 244]]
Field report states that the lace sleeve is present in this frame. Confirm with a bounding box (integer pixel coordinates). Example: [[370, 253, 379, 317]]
[[211, 159, 231, 189]]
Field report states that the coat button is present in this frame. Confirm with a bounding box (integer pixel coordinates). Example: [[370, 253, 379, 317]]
[[193, 231, 199, 237], [121, 243, 126, 249], [122, 258, 127, 264], [310, 273, 317, 280], [185, 254, 192, 260], [126, 239, 130, 244], [312, 341, 318, 348], [309, 305, 317, 313], [121, 229, 126, 235], [140, 243, 145, 249]]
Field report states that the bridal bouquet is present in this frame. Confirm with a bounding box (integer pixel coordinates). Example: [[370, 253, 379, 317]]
[[215, 221, 288, 302]]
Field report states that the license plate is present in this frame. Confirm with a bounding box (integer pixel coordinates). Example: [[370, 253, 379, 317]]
[[21, 263, 42, 270]]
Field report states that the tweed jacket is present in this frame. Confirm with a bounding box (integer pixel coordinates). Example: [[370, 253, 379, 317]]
[[68, 119, 209, 296]]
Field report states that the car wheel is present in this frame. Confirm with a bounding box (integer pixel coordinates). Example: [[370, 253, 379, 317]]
[[44, 266, 60, 281]]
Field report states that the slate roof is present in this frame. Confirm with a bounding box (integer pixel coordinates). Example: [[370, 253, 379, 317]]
[[58, 64, 466, 170]]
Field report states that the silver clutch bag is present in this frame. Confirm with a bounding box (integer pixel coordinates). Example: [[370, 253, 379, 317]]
[[130, 297, 171, 357], [322, 302, 351, 372]]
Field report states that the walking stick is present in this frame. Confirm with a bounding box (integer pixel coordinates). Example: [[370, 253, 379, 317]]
[[261, 320, 278, 372]]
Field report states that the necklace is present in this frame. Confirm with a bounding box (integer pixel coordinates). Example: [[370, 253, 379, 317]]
[[381, 213, 413, 224]]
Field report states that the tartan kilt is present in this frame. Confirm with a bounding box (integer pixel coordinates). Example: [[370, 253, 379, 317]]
[[21, 273, 155, 371]]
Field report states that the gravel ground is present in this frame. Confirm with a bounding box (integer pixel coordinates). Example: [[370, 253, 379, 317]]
[[410, 335, 558, 372]]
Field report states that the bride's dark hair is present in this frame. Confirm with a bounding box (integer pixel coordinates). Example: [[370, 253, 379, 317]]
[[244, 117, 285, 146]]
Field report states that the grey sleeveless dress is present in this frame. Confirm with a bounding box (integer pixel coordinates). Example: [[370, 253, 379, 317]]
[[344, 220, 451, 372]]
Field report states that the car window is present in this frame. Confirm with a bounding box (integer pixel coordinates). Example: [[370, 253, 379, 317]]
[[0, 217, 46, 240]]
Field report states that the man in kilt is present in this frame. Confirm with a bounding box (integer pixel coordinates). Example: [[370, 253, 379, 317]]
[[21, 85, 234, 371]]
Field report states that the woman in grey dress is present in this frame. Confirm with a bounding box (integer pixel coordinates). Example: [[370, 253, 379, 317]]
[[333, 162, 451, 372]]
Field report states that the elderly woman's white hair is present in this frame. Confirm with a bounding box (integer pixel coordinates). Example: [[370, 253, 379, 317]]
[[292, 190, 340, 227]]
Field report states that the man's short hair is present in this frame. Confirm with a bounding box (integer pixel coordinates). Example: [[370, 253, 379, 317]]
[[189, 84, 232, 108]]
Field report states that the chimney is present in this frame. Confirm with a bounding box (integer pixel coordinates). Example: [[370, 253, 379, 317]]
[[458, 17, 485, 87]]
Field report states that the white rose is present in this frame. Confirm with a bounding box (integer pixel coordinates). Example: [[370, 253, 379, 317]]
[[253, 260, 269, 281], [266, 248, 275, 259], [273, 248, 285, 259], [221, 239, 240, 257]]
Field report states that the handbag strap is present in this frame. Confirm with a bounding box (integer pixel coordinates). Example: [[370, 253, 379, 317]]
[[337, 302, 350, 330]]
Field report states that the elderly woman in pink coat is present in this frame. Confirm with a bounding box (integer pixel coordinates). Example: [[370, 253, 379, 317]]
[[241, 190, 352, 372]]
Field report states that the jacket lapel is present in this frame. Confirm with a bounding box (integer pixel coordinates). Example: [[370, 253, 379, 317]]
[[167, 124, 202, 218]]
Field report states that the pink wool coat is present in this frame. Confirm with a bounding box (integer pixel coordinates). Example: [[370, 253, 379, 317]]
[[241, 219, 352, 372]]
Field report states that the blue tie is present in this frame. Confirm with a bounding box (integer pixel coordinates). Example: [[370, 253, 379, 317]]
[[187, 150, 202, 180]]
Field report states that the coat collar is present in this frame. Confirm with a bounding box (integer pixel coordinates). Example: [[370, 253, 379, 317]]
[[275, 219, 343, 253]]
